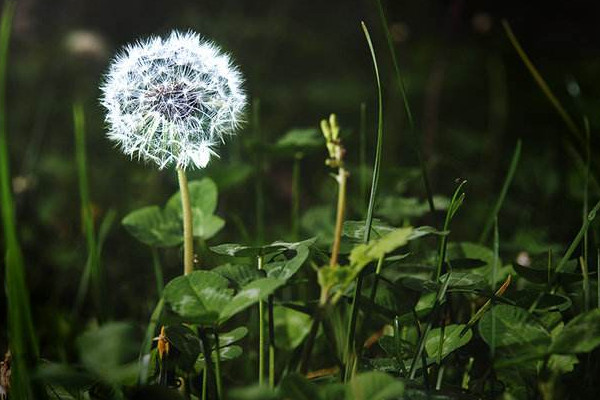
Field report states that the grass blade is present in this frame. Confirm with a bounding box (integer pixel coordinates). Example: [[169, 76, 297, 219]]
[[502, 20, 582, 146], [343, 22, 384, 382], [0, 2, 40, 397], [72, 102, 103, 318], [479, 139, 521, 243], [373, 0, 435, 213]]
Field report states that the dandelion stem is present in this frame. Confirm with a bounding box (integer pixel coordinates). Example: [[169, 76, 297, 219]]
[[177, 168, 194, 275]]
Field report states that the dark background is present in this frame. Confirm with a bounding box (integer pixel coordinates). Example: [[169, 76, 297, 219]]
[[3, 0, 600, 358]]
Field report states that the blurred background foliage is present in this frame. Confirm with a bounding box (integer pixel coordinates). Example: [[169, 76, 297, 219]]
[[2, 0, 600, 364]]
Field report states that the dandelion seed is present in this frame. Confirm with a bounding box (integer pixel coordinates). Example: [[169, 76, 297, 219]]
[[100, 30, 246, 170]]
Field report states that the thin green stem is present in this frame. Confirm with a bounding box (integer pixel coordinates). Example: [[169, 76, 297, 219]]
[[202, 367, 208, 400], [198, 329, 215, 399], [258, 254, 265, 385], [330, 167, 348, 267], [479, 140, 521, 243], [268, 295, 275, 388], [214, 331, 223, 400], [177, 168, 194, 275], [435, 180, 467, 280], [491, 219, 499, 359], [151, 247, 164, 296]]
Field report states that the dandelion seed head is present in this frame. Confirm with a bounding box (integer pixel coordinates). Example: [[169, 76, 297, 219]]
[[100, 30, 246, 170]]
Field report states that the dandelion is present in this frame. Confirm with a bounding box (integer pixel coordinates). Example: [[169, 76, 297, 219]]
[[100, 30, 246, 170], [101, 30, 246, 275]]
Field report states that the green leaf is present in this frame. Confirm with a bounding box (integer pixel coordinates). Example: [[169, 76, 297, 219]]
[[274, 128, 322, 153], [478, 305, 550, 351], [273, 305, 312, 350], [122, 206, 183, 247], [163, 271, 232, 325], [439, 272, 487, 291], [376, 196, 449, 223], [349, 227, 413, 270], [446, 258, 487, 270], [211, 238, 315, 258], [220, 278, 286, 323], [196, 345, 244, 370], [347, 371, 404, 400], [343, 219, 395, 241], [164, 324, 202, 371], [550, 309, 600, 354], [192, 209, 225, 240], [76, 322, 140, 385], [279, 373, 321, 400], [219, 327, 248, 347], [229, 385, 279, 400], [425, 324, 472, 361], [213, 263, 263, 287], [265, 244, 310, 281], [167, 178, 218, 216]]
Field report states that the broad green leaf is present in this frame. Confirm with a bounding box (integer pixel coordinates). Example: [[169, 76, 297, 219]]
[[219, 327, 248, 347], [425, 324, 473, 361], [446, 258, 487, 270], [273, 305, 312, 350], [163, 271, 232, 325], [229, 385, 279, 400], [192, 209, 225, 240], [279, 373, 321, 400], [220, 278, 286, 323], [347, 371, 404, 400], [211, 238, 315, 258], [349, 227, 413, 270], [343, 219, 395, 241], [164, 324, 202, 371], [265, 245, 310, 281], [550, 309, 600, 354], [274, 128, 322, 152], [478, 305, 550, 350], [439, 272, 487, 291], [376, 195, 449, 223], [167, 178, 218, 215], [76, 322, 140, 385], [196, 345, 244, 370], [122, 206, 182, 247], [213, 263, 263, 287]]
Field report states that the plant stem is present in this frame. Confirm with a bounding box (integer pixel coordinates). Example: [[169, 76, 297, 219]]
[[268, 294, 276, 388], [368, 256, 384, 302], [330, 167, 348, 267], [198, 329, 215, 399], [202, 367, 208, 400], [214, 331, 223, 400], [258, 254, 265, 385], [151, 247, 164, 296], [177, 168, 194, 275]]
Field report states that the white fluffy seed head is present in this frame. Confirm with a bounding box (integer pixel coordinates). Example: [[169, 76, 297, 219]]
[[100, 30, 246, 170]]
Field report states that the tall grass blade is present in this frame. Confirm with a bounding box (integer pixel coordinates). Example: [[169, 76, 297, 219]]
[[374, 0, 435, 213], [501, 20, 583, 146], [343, 22, 384, 382], [556, 199, 600, 274], [479, 139, 521, 243], [72, 102, 103, 318], [0, 2, 40, 397]]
